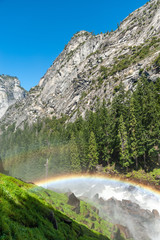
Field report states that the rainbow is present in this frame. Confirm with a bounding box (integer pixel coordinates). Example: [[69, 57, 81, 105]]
[[35, 174, 160, 199]]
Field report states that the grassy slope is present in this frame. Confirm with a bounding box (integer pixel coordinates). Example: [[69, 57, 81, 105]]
[[30, 187, 114, 239], [0, 173, 110, 240]]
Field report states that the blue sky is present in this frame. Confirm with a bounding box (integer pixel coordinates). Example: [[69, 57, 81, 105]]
[[0, 0, 148, 91]]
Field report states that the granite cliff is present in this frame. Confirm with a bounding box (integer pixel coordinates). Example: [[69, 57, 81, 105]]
[[0, 0, 160, 129], [0, 75, 27, 120]]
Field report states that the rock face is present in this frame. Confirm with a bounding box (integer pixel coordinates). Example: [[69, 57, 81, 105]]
[[67, 193, 80, 214], [1, 0, 160, 129], [112, 224, 131, 240], [0, 75, 27, 120], [95, 196, 160, 240], [48, 211, 58, 230], [0, 156, 9, 175]]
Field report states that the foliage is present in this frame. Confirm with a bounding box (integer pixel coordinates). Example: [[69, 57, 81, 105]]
[[100, 37, 160, 77], [0, 76, 160, 179], [30, 185, 115, 239], [0, 173, 109, 240], [126, 168, 160, 185], [118, 115, 131, 169], [153, 53, 160, 68], [69, 134, 81, 173], [129, 97, 138, 169], [80, 91, 87, 100], [88, 132, 99, 172]]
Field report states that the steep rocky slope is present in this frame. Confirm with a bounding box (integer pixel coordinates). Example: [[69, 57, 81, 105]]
[[1, 0, 160, 129], [0, 75, 26, 120], [95, 196, 160, 240]]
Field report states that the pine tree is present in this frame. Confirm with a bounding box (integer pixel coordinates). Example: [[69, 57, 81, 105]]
[[95, 100, 110, 165], [133, 76, 158, 169], [69, 133, 81, 173], [77, 131, 88, 172], [129, 97, 138, 169], [58, 144, 71, 174], [108, 83, 128, 164], [146, 79, 160, 167], [118, 115, 131, 170], [88, 131, 99, 172]]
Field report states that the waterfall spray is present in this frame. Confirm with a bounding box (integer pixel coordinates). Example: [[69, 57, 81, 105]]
[[44, 159, 48, 189]]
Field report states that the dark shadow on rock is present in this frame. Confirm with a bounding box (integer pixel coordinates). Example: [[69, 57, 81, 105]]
[[60, 217, 72, 226], [48, 211, 58, 230]]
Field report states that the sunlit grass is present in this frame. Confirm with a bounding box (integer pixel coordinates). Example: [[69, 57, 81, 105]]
[[0, 173, 109, 240]]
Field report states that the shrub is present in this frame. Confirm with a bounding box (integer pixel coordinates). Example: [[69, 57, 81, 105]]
[[153, 54, 160, 67]]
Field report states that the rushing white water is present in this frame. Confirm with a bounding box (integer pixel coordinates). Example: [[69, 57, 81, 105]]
[[39, 177, 160, 240], [44, 178, 160, 212]]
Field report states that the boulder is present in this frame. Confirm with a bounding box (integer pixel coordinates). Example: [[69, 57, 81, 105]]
[[61, 217, 72, 225], [67, 193, 80, 214], [116, 224, 132, 239], [152, 209, 159, 218], [48, 211, 58, 230], [155, 175, 160, 180]]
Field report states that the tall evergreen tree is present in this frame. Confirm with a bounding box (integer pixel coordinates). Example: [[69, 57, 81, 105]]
[[133, 76, 159, 169], [95, 100, 110, 165], [108, 83, 128, 164], [118, 115, 131, 170], [129, 97, 138, 169], [69, 133, 81, 173], [77, 131, 88, 172], [88, 131, 99, 172]]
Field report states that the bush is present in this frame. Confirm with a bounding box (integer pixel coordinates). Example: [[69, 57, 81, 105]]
[[153, 54, 160, 67]]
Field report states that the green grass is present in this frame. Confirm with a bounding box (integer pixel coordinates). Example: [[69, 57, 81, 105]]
[[0, 173, 110, 240], [125, 168, 160, 185], [29, 186, 114, 239]]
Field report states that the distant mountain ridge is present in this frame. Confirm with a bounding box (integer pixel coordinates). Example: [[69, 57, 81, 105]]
[[0, 0, 160, 129]]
